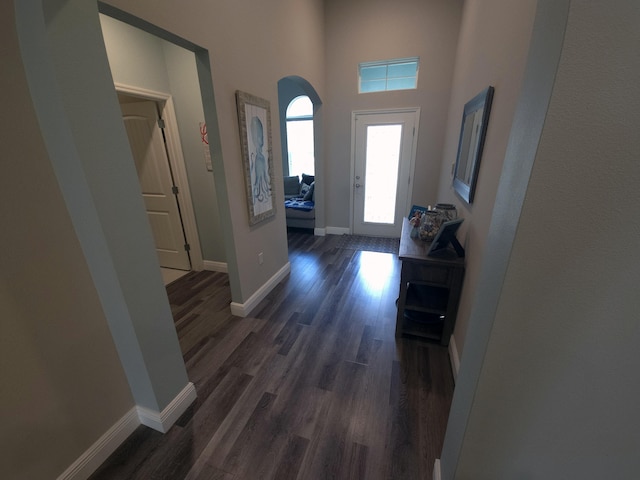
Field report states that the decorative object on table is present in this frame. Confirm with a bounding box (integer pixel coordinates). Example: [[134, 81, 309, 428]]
[[426, 218, 465, 258], [452, 86, 494, 204], [434, 203, 458, 222], [418, 210, 443, 242], [236, 90, 275, 225], [408, 204, 428, 219], [409, 210, 422, 238]]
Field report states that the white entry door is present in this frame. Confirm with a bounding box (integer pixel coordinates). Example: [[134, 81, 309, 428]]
[[120, 101, 191, 270], [352, 109, 419, 237]]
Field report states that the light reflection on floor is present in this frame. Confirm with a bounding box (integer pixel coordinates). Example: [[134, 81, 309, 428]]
[[357, 251, 396, 296]]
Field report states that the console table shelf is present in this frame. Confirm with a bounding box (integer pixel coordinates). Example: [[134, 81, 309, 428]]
[[396, 218, 465, 345]]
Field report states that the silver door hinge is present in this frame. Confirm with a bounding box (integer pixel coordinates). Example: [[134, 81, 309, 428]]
[[172, 185, 179, 195], [157, 118, 166, 129], [184, 243, 191, 252]]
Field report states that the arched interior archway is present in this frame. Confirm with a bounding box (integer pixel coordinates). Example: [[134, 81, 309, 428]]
[[277, 76, 324, 233]]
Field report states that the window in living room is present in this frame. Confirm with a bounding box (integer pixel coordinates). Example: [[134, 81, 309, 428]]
[[359, 57, 419, 93], [286, 95, 315, 178]]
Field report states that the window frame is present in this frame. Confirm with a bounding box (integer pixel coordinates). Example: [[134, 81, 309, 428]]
[[285, 95, 315, 177], [358, 57, 419, 94]]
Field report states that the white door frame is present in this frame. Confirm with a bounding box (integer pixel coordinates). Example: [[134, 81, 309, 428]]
[[115, 82, 204, 270], [349, 107, 420, 235]]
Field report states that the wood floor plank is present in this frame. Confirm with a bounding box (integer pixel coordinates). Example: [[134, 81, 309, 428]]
[[271, 434, 310, 480], [191, 462, 235, 480], [90, 230, 454, 480]]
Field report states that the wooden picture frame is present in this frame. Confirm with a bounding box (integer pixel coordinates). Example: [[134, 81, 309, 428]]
[[236, 90, 276, 225]]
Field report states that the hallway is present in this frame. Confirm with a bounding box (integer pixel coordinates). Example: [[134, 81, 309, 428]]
[[91, 231, 454, 479]]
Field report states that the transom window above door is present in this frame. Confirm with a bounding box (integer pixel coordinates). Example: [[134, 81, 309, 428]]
[[358, 57, 419, 93]]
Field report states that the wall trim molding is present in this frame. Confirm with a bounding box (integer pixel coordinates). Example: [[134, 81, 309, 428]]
[[230, 262, 291, 317], [314, 227, 326, 236], [433, 459, 442, 480], [449, 334, 460, 382], [57, 383, 196, 479], [56, 408, 139, 480], [137, 382, 197, 433], [203, 260, 228, 273], [326, 226, 350, 235]]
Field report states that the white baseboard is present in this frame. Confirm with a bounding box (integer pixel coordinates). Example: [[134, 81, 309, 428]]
[[433, 459, 442, 480], [230, 262, 291, 317], [202, 260, 228, 273], [314, 227, 326, 236], [56, 408, 139, 480], [137, 382, 197, 433], [449, 334, 460, 382], [326, 226, 350, 235], [57, 383, 197, 479]]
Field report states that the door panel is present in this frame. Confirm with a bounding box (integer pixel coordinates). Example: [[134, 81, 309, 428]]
[[353, 110, 418, 237], [121, 101, 191, 270]]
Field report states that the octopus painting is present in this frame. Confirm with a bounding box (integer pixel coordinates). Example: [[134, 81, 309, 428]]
[[250, 116, 270, 204]]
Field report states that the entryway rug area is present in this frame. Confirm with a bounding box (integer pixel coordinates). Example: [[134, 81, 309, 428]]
[[336, 234, 400, 254]]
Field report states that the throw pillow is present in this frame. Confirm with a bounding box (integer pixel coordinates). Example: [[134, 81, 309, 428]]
[[303, 181, 315, 201], [283, 175, 301, 196], [301, 173, 315, 186]]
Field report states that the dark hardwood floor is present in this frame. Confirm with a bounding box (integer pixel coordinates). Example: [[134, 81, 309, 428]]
[[90, 231, 454, 480]]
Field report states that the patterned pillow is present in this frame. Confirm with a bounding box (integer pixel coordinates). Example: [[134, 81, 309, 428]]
[[301, 173, 315, 186], [303, 181, 315, 201]]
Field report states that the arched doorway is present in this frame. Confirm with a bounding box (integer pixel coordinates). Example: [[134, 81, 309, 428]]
[[277, 76, 323, 236]]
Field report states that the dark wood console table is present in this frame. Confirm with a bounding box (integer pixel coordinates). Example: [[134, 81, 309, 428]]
[[396, 218, 465, 345]]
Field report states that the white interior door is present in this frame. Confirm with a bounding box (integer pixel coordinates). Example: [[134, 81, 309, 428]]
[[120, 101, 191, 270], [352, 110, 418, 237]]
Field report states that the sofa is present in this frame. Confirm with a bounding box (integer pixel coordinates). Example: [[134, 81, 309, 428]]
[[284, 174, 315, 230]]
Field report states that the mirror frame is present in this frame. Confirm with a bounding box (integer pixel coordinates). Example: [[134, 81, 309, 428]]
[[452, 86, 494, 204]]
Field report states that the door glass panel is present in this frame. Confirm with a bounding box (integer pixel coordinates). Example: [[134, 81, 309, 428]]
[[364, 124, 402, 224]]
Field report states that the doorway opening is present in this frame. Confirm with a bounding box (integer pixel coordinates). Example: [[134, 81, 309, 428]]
[[118, 92, 192, 284], [278, 76, 323, 241]]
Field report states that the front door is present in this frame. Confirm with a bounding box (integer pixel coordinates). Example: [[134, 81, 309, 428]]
[[352, 109, 419, 237], [120, 100, 191, 270]]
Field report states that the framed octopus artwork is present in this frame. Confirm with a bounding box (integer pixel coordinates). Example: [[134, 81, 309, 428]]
[[236, 90, 276, 225]]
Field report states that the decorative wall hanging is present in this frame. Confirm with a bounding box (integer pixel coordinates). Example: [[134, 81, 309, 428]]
[[452, 86, 494, 204], [236, 90, 276, 225]]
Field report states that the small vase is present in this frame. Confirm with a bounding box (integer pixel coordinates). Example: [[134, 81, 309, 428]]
[[419, 211, 442, 242], [434, 203, 458, 222]]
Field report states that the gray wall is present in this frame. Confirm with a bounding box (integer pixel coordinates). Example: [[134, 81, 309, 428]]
[[434, 0, 539, 357], [323, 0, 463, 230], [8, 3, 327, 475], [100, 14, 225, 263], [441, 0, 640, 477], [8, 0, 193, 477], [2, 6, 134, 478], [163, 41, 226, 262], [104, 0, 326, 301]]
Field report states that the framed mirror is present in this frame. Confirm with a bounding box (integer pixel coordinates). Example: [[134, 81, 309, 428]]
[[452, 86, 494, 203]]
